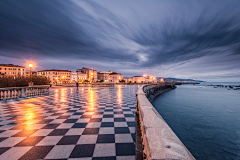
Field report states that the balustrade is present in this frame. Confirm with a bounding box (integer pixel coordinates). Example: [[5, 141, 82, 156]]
[[0, 86, 49, 101]]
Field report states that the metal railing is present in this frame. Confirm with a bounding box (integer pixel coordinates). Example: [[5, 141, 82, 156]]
[[0, 86, 49, 101]]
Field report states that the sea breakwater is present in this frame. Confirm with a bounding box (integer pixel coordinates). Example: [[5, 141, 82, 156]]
[[136, 82, 195, 160]]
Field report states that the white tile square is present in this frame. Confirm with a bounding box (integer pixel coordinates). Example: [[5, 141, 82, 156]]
[[129, 127, 135, 134], [49, 119, 65, 124], [36, 136, 63, 146], [65, 128, 84, 135], [77, 135, 98, 144], [0, 137, 26, 147], [99, 127, 115, 134], [93, 143, 115, 157], [45, 145, 75, 159], [115, 134, 133, 143], [0, 130, 21, 138], [57, 123, 74, 129], [92, 115, 103, 118], [0, 146, 32, 160], [114, 114, 124, 118], [76, 118, 90, 123], [125, 118, 135, 122], [102, 118, 114, 122], [117, 156, 135, 160], [25, 124, 46, 130], [114, 122, 128, 127], [30, 129, 54, 137], [86, 122, 101, 128]]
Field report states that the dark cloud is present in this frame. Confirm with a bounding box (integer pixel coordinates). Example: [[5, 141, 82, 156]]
[[0, 0, 240, 81]]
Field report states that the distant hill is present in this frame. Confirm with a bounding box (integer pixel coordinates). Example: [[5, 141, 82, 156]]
[[157, 77, 205, 82]]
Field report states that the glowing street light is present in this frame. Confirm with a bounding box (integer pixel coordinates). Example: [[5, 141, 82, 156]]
[[28, 63, 33, 79]]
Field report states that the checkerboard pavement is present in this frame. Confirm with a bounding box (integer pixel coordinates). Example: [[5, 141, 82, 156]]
[[0, 85, 139, 159]]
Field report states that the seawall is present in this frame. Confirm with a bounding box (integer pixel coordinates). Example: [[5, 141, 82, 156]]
[[135, 83, 195, 160]]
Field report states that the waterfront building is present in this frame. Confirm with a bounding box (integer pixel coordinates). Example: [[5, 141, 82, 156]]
[[77, 73, 88, 83], [0, 64, 25, 76], [108, 72, 123, 83], [76, 67, 97, 82], [133, 75, 145, 83], [97, 71, 115, 82], [71, 71, 78, 82], [123, 77, 133, 83], [37, 69, 71, 84], [25, 71, 37, 77]]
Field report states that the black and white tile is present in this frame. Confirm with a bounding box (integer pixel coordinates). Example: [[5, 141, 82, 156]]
[[0, 85, 139, 159]]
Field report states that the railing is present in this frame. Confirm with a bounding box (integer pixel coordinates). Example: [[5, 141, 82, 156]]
[[0, 86, 49, 101], [136, 82, 195, 160]]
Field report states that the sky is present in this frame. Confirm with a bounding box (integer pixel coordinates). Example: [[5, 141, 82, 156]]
[[0, 0, 240, 82]]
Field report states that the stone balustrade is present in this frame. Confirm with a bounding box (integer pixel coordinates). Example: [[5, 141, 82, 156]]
[[136, 82, 195, 160], [0, 86, 49, 101]]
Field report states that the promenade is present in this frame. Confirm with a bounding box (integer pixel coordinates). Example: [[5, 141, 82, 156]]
[[0, 85, 138, 159]]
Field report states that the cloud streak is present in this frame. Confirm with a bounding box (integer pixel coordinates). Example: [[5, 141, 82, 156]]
[[0, 0, 240, 81]]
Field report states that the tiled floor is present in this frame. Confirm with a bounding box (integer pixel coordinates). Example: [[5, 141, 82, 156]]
[[0, 85, 139, 160]]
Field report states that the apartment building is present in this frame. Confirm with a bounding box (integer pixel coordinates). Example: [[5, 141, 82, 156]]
[[71, 71, 78, 82], [108, 72, 123, 83], [0, 64, 25, 76], [123, 77, 133, 83], [97, 71, 115, 82], [37, 69, 71, 84], [76, 67, 97, 82]]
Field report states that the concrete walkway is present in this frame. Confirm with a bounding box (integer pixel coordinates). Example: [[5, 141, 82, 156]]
[[0, 85, 138, 160]]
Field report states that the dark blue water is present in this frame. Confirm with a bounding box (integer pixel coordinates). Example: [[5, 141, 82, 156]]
[[152, 84, 240, 160]]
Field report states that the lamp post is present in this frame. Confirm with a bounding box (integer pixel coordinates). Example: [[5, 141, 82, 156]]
[[28, 63, 33, 86]]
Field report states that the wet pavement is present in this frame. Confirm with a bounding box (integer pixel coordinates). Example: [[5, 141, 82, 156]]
[[0, 85, 139, 160]]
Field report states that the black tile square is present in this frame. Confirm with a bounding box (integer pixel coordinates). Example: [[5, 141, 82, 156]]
[[0, 137, 8, 143], [73, 112, 83, 115], [101, 122, 114, 127], [15, 136, 44, 146], [103, 115, 113, 118], [115, 127, 130, 134], [42, 124, 60, 129], [48, 129, 69, 136], [114, 118, 126, 122], [105, 109, 113, 112], [82, 128, 99, 135], [0, 130, 5, 134], [131, 133, 136, 143], [114, 112, 123, 114], [94, 112, 104, 115], [96, 134, 115, 143], [57, 135, 80, 145], [19, 146, 54, 160], [116, 143, 135, 156], [122, 109, 131, 111], [64, 119, 78, 123], [127, 122, 135, 127], [57, 116, 70, 119], [90, 118, 102, 122], [0, 147, 11, 155], [12, 129, 38, 137], [72, 123, 87, 128], [81, 115, 92, 118], [124, 114, 135, 117], [70, 144, 95, 158], [36, 119, 54, 124]]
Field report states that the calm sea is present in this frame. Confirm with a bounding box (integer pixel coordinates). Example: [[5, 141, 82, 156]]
[[152, 83, 240, 160]]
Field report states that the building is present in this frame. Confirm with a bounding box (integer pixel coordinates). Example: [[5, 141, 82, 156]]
[[123, 77, 133, 83], [37, 69, 71, 84], [76, 67, 97, 82], [97, 71, 115, 82], [25, 71, 37, 77], [0, 64, 25, 76], [77, 73, 88, 83], [71, 71, 78, 82], [108, 72, 123, 83], [133, 75, 145, 83]]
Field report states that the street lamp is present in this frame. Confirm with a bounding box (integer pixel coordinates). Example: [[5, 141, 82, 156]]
[[28, 63, 33, 79]]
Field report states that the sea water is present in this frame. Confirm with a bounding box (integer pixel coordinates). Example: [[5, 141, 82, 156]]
[[152, 83, 240, 160]]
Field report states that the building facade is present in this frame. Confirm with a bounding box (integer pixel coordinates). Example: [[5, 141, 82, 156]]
[[71, 71, 78, 82], [77, 73, 88, 83], [0, 64, 25, 76], [133, 76, 145, 83], [37, 69, 71, 84], [97, 71, 115, 82], [108, 73, 123, 83], [123, 77, 133, 83], [76, 67, 97, 82]]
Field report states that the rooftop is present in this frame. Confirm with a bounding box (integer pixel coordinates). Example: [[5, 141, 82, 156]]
[[0, 64, 25, 68], [38, 69, 71, 72]]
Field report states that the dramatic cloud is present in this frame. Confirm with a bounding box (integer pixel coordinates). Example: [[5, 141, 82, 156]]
[[0, 0, 240, 81]]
